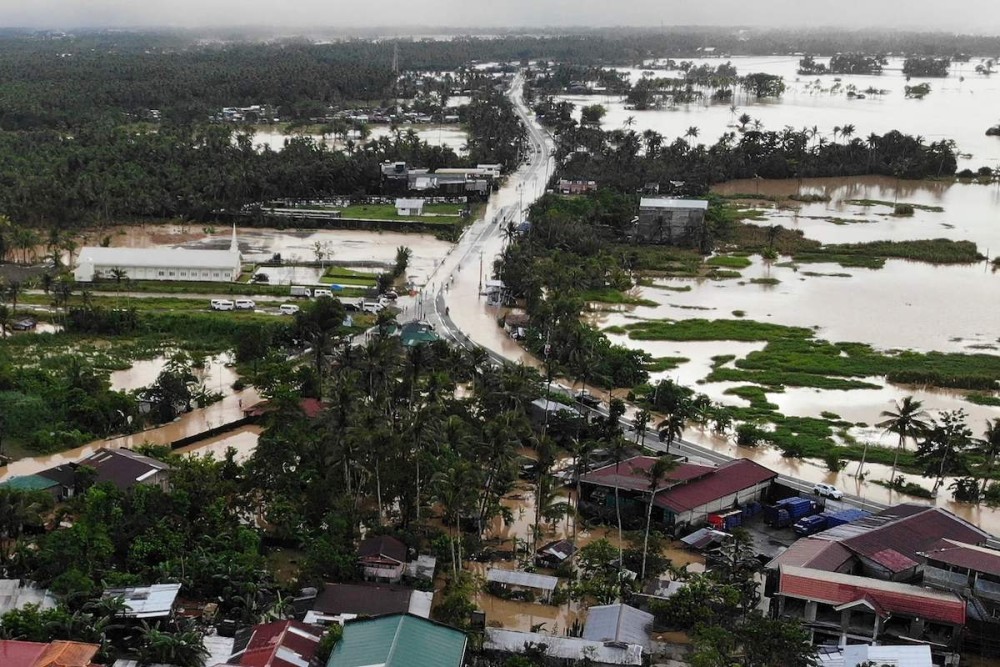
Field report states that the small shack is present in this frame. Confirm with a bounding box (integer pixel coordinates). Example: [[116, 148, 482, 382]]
[[358, 535, 407, 583], [395, 198, 425, 216], [535, 539, 578, 569], [486, 569, 559, 604]]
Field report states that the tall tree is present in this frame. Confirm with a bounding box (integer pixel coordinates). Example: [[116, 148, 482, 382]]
[[877, 396, 932, 486]]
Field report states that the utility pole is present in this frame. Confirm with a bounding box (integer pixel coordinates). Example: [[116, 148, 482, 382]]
[[478, 252, 483, 294]]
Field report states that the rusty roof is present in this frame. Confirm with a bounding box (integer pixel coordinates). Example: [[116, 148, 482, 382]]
[[766, 538, 854, 572], [239, 620, 322, 667], [920, 538, 1000, 575], [778, 565, 966, 626], [581, 456, 715, 493], [652, 459, 777, 513], [0, 641, 47, 667], [834, 504, 989, 571], [34, 641, 99, 667]]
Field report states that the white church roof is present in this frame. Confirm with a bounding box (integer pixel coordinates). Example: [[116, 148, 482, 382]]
[[77, 246, 239, 269]]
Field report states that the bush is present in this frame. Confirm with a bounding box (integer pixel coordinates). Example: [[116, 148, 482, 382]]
[[893, 203, 915, 216]]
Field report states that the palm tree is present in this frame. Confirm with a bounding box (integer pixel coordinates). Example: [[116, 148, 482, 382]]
[[832, 126, 841, 143], [623, 115, 636, 129], [877, 396, 932, 486], [685, 126, 699, 140], [841, 124, 856, 141], [641, 456, 677, 581], [657, 413, 686, 452], [979, 419, 1000, 496], [738, 113, 752, 131], [634, 409, 651, 448], [433, 462, 476, 577]]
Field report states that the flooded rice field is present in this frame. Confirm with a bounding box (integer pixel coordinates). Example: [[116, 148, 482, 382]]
[[248, 124, 469, 156], [559, 56, 1000, 171]]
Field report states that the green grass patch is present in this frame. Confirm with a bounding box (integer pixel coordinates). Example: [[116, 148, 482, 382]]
[[624, 318, 813, 343], [750, 277, 780, 285], [338, 203, 465, 223], [705, 255, 752, 269], [579, 288, 658, 307], [724, 385, 780, 410], [644, 356, 690, 372], [820, 411, 841, 420], [794, 239, 983, 268], [603, 325, 628, 335], [711, 354, 737, 369], [844, 199, 944, 212], [967, 393, 1000, 407], [643, 282, 693, 292], [708, 269, 742, 280], [732, 310, 746, 317], [85, 279, 297, 297], [801, 271, 853, 278], [872, 478, 935, 499]]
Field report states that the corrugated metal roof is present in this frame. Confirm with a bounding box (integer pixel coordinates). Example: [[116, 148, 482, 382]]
[[778, 565, 966, 626], [0, 640, 48, 667], [842, 644, 932, 667], [239, 620, 320, 667], [0, 475, 59, 491], [818, 504, 989, 569], [34, 640, 100, 667], [766, 538, 854, 572], [77, 246, 240, 270], [486, 568, 559, 591], [81, 448, 169, 491], [921, 538, 1000, 575], [639, 197, 709, 210], [312, 583, 413, 617], [581, 457, 714, 493], [406, 591, 433, 618], [0, 580, 57, 615], [328, 614, 466, 667], [582, 604, 653, 649], [485, 629, 643, 666], [868, 548, 919, 573], [653, 459, 777, 512], [104, 583, 180, 618], [358, 536, 406, 564]]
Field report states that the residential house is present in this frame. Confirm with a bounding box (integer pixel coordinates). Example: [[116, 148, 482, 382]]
[[231, 620, 322, 667], [579, 455, 777, 532], [358, 535, 407, 583], [484, 628, 643, 667], [394, 198, 425, 216], [773, 565, 965, 661], [303, 582, 433, 625], [79, 448, 171, 492], [104, 582, 181, 619], [327, 614, 466, 667], [557, 179, 598, 195], [634, 198, 709, 248], [0, 640, 99, 667], [535, 539, 578, 569], [485, 569, 559, 604], [767, 504, 990, 582], [582, 603, 653, 651]]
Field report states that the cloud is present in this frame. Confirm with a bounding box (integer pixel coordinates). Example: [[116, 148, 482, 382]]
[[3, 0, 999, 32]]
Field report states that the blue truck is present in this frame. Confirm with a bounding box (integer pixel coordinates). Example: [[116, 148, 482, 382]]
[[764, 497, 817, 528], [793, 508, 870, 536]]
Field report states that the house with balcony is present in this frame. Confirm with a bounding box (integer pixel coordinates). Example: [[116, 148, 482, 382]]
[[358, 535, 407, 583]]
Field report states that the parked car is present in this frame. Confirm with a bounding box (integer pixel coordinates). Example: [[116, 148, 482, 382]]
[[11, 317, 37, 331], [382, 290, 399, 301], [574, 390, 601, 409], [313, 288, 332, 298], [234, 299, 256, 310], [813, 483, 844, 500], [210, 299, 234, 311], [361, 301, 384, 314], [278, 304, 300, 315]]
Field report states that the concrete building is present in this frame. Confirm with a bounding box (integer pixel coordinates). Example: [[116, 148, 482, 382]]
[[635, 198, 709, 247], [74, 226, 241, 283], [773, 565, 965, 662]]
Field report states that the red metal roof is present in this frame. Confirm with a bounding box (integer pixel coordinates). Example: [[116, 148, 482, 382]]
[[580, 456, 715, 492], [35, 641, 100, 667], [0, 641, 47, 667], [921, 538, 1000, 575], [239, 620, 322, 667], [840, 505, 989, 571], [778, 565, 966, 626], [868, 548, 919, 573], [653, 459, 777, 512]]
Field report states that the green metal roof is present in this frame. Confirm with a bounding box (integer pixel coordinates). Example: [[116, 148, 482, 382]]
[[0, 475, 58, 491], [327, 614, 467, 667]]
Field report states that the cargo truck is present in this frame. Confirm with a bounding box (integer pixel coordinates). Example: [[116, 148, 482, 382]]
[[290, 286, 312, 298]]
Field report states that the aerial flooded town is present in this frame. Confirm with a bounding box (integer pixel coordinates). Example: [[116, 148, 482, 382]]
[[1, 2, 1000, 666]]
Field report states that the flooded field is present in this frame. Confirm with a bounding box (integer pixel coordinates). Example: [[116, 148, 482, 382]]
[[249, 124, 469, 156], [558, 56, 1000, 171], [79, 224, 454, 287]]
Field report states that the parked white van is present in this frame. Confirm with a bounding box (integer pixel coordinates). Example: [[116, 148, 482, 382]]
[[210, 299, 235, 311], [234, 299, 256, 310], [361, 300, 384, 314], [278, 304, 300, 315], [313, 288, 332, 298]]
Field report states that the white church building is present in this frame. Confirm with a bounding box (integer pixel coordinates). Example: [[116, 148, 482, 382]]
[[74, 227, 242, 283]]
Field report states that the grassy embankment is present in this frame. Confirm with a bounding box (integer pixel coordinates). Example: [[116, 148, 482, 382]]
[[318, 266, 379, 288], [338, 202, 465, 224]]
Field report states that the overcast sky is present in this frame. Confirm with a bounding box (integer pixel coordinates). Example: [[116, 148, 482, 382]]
[[5, 0, 1000, 33]]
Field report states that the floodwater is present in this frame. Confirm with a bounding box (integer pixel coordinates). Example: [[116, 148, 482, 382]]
[[249, 124, 469, 156], [109, 352, 238, 393], [83, 224, 454, 287], [559, 56, 1000, 171]]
